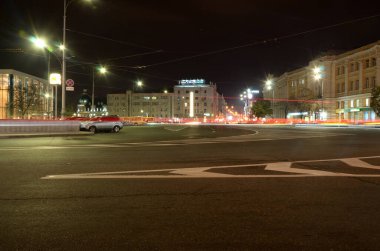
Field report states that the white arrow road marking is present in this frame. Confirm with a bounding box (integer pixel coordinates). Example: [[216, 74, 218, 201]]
[[265, 162, 338, 176], [41, 156, 380, 180], [340, 158, 380, 170]]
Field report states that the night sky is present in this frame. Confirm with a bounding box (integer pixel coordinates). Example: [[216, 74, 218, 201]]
[[1, 0, 380, 110]]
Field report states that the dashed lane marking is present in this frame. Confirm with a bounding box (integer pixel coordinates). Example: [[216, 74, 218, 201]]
[[41, 155, 380, 180]]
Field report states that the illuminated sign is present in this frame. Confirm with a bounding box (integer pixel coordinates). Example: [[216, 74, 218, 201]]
[[180, 79, 205, 85], [49, 73, 61, 85]]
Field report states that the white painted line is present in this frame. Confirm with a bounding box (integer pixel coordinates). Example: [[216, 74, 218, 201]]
[[163, 126, 188, 132], [41, 156, 380, 180], [340, 158, 380, 169], [265, 162, 337, 176]]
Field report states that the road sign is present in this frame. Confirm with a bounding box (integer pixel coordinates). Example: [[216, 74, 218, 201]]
[[66, 79, 74, 87], [49, 73, 61, 85], [66, 86, 74, 91]]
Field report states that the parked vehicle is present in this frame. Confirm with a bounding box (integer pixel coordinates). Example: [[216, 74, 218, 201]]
[[80, 115, 123, 133]]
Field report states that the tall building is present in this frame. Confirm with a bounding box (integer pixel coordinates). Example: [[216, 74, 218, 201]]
[[173, 79, 225, 119], [263, 41, 380, 122], [0, 69, 53, 119]]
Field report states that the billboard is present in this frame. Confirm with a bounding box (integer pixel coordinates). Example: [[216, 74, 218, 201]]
[[179, 79, 205, 85]]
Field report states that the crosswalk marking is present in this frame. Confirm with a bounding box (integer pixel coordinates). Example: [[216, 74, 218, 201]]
[[42, 156, 380, 180]]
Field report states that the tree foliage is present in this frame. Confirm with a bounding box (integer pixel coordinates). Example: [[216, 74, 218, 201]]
[[370, 86, 380, 117], [251, 100, 272, 118]]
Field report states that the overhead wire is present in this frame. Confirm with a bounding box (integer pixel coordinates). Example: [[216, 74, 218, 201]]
[[66, 28, 159, 51], [131, 13, 380, 69]]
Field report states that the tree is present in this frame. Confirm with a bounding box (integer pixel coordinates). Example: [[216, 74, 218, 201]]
[[251, 100, 272, 118], [10, 80, 44, 118], [370, 86, 380, 117]]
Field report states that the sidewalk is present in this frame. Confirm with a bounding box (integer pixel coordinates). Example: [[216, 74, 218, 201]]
[[295, 123, 380, 129], [0, 131, 93, 139]]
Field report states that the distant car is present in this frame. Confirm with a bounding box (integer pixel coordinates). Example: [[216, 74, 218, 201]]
[[80, 115, 123, 133]]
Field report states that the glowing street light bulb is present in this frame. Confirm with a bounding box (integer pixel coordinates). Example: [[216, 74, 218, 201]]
[[313, 66, 321, 75], [99, 66, 107, 74], [32, 37, 47, 49], [59, 44, 65, 51], [137, 81, 143, 87]]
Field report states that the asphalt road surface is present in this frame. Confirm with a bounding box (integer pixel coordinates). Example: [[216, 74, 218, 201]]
[[1, 125, 380, 250]]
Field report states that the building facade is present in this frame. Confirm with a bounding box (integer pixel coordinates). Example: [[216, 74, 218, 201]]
[[173, 79, 225, 119], [107, 80, 226, 120], [0, 69, 53, 119], [263, 41, 380, 122], [76, 89, 108, 117], [107, 90, 174, 118]]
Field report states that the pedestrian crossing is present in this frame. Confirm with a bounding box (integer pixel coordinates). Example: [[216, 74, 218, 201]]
[[42, 156, 380, 179]]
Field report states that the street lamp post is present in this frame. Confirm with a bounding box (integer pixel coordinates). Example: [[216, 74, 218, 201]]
[[91, 66, 107, 115], [62, 0, 92, 117], [265, 79, 274, 117], [313, 66, 324, 120], [62, 0, 68, 117], [30, 37, 55, 119], [240, 88, 259, 118]]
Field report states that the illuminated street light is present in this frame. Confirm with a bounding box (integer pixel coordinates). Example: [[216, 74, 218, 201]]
[[265, 78, 275, 117], [312, 65, 325, 120], [99, 66, 107, 74], [240, 88, 259, 117], [91, 66, 108, 113], [31, 37, 47, 49], [137, 80, 143, 87]]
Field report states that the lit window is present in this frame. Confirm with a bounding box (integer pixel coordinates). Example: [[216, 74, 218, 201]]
[[350, 100, 354, 107], [366, 98, 370, 107]]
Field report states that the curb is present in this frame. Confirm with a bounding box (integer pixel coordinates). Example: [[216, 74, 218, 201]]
[[0, 132, 93, 139]]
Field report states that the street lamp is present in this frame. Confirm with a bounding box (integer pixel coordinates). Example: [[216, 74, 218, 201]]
[[265, 78, 274, 117], [133, 80, 143, 92], [62, 0, 93, 117], [44, 93, 51, 117], [31, 36, 55, 118], [91, 66, 107, 114], [313, 65, 324, 120], [239, 88, 259, 117]]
